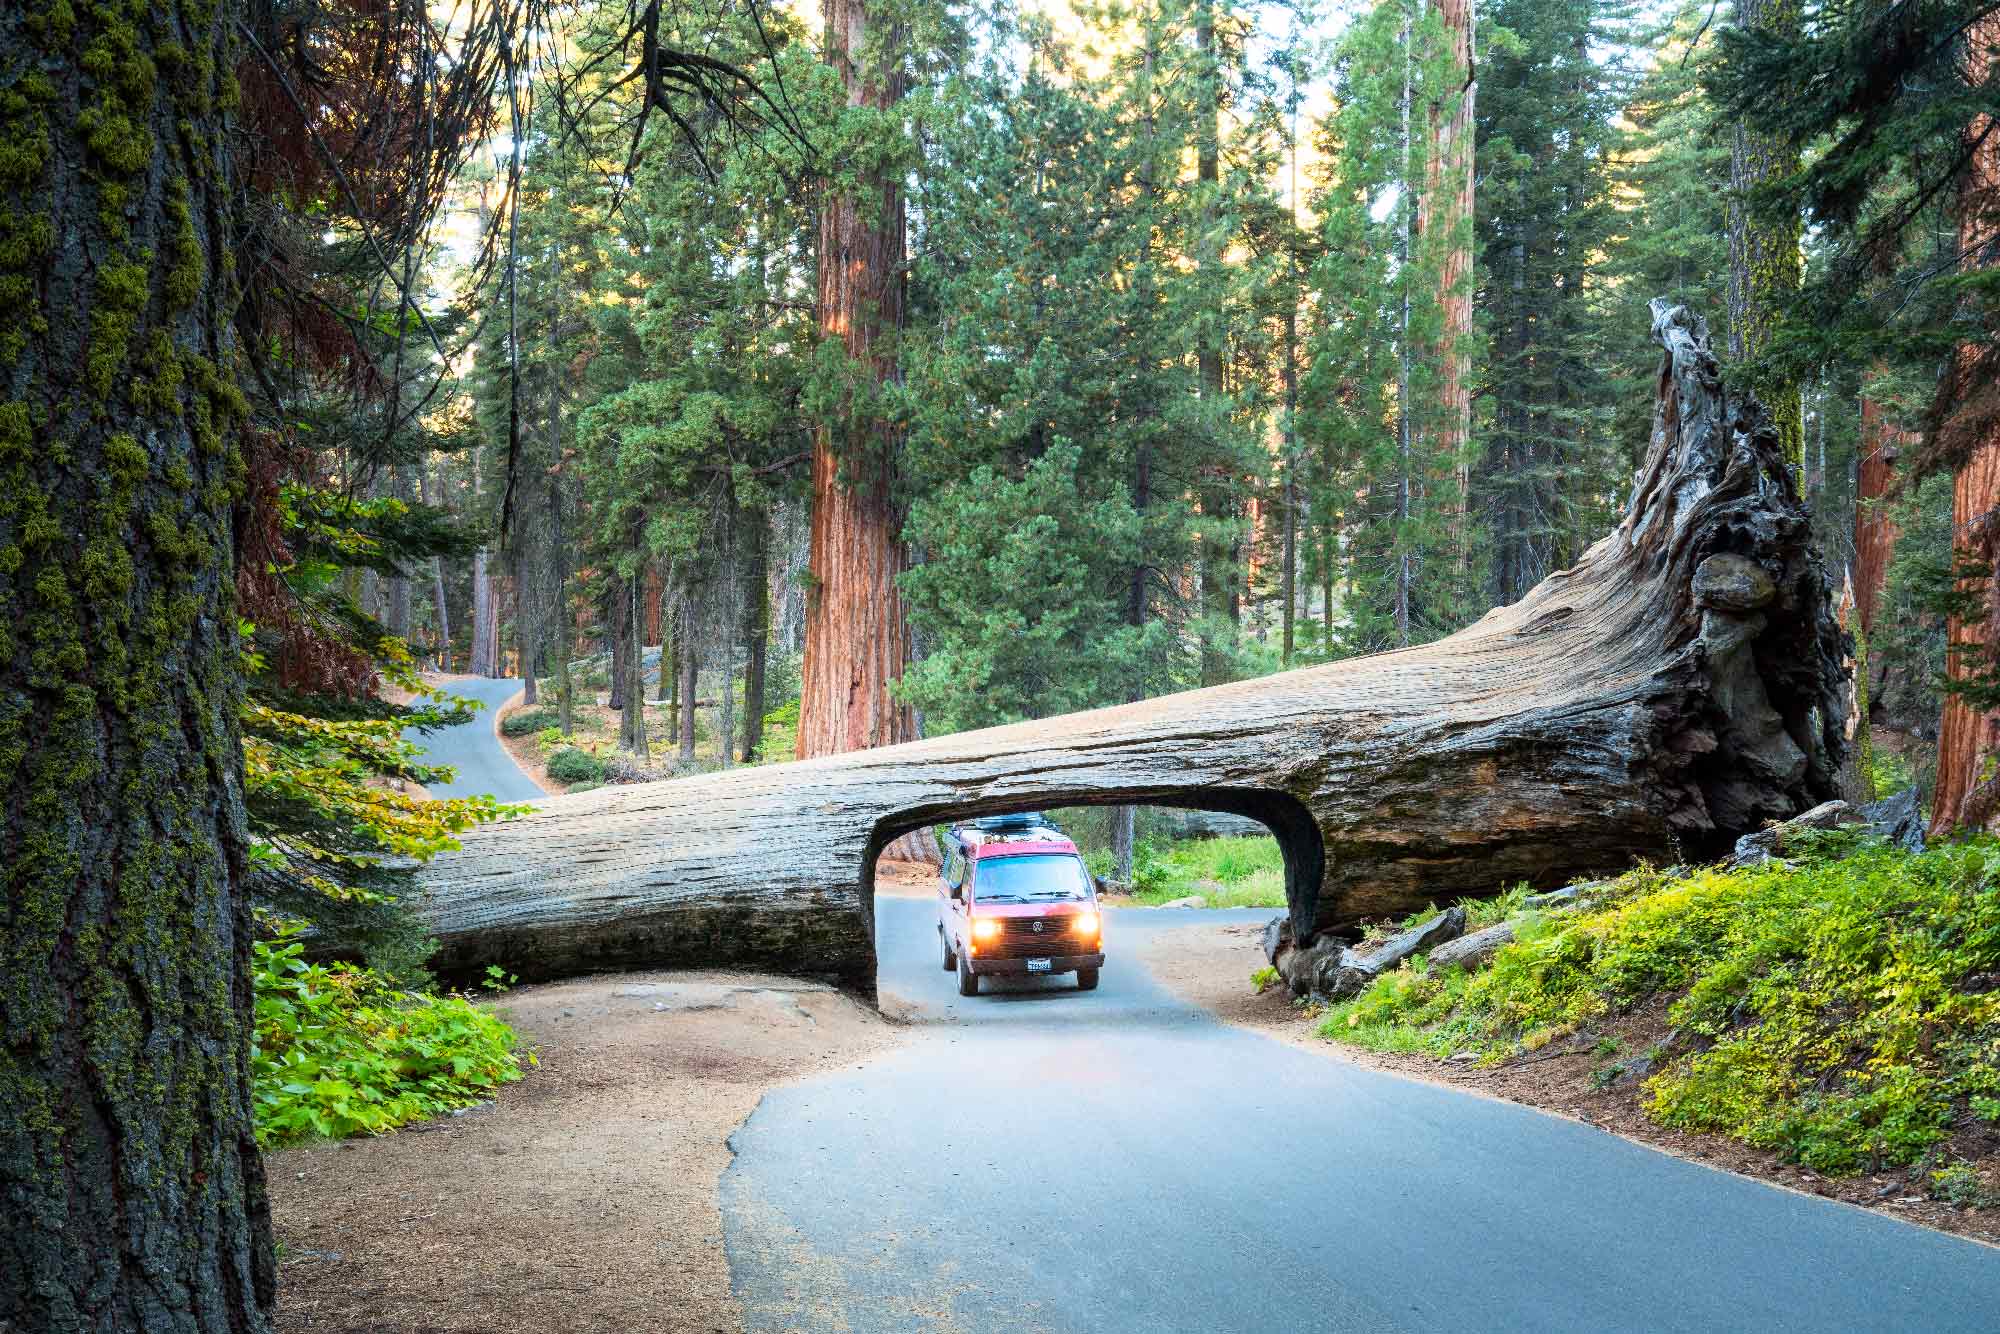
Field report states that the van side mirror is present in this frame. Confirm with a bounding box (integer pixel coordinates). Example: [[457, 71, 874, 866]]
[[950, 883, 964, 901]]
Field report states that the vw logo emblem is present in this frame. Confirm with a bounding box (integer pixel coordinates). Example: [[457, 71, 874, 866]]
[[1032, 920, 1046, 935]]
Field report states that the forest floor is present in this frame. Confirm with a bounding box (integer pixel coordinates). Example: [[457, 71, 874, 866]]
[[1138, 920, 2000, 1249], [267, 971, 898, 1333], [493, 689, 790, 798]]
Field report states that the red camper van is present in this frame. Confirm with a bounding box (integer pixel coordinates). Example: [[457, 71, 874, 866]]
[[937, 814, 1104, 997]]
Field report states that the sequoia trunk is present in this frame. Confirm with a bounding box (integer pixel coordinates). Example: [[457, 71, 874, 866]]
[[0, 0, 276, 1325], [409, 305, 1846, 995], [1930, 15, 2000, 837], [798, 0, 916, 759], [1853, 393, 1907, 638]]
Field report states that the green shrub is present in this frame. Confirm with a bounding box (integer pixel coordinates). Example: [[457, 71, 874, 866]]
[[1317, 840, 2000, 1175], [252, 929, 525, 1146], [547, 747, 607, 785], [500, 706, 559, 737]]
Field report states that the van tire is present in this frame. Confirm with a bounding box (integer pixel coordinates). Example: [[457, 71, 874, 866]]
[[941, 930, 957, 971], [1076, 968, 1099, 991], [957, 957, 979, 997]]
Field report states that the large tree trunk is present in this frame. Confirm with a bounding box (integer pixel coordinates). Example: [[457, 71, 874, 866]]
[[1727, 0, 1804, 467], [1424, 0, 1476, 548], [1930, 16, 2000, 837], [0, 0, 276, 1325], [741, 513, 771, 763], [1853, 393, 1907, 638], [606, 575, 629, 714], [799, 0, 916, 760], [408, 305, 1846, 994], [1194, 0, 1239, 685], [469, 547, 499, 677]]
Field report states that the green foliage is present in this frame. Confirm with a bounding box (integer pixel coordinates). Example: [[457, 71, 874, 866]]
[[502, 706, 561, 737], [251, 929, 525, 1147], [1318, 842, 2000, 1175], [546, 746, 608, 786], [1930, 1162, 2000, 1209], [1474, 0, 1635, 602], [1128, 835, 1287, 908], [1251, 965, 1282, 995], [1301, 0, 1484, 651]]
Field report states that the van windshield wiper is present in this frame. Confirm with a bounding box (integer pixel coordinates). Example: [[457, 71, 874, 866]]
[[977, 894, 1025, 903]]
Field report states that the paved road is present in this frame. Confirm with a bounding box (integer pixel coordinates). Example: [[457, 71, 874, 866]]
[[401, 676, 546, 803], [721, 895, 2000, 1333]]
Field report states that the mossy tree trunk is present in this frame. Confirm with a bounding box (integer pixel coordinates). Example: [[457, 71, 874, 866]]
[[1, 0, 276, 1327], [1727, 0, 1804, 468]]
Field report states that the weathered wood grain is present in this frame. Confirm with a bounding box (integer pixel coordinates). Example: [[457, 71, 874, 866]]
[[412, 303, 1847, 991]]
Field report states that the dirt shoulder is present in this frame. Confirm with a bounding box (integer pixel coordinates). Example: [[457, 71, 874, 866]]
[[269, 971, 899, 1333], [494, 699, 564, 797], [1139, 919, 2000, 1248]]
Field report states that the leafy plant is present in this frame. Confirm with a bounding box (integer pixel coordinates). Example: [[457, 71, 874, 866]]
[[547, 747, 608, 785], [251, 928, 526, 1147], [1317, 841, 2000, 1176], [502, 706, 561, 737], [1252, 965, 1281, 994]]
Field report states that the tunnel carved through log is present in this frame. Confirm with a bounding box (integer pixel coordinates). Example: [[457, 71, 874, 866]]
[[409, 302, 1847, 993]]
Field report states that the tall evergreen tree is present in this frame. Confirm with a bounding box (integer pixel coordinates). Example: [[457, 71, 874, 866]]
[[1474, 0, 1632, 602]]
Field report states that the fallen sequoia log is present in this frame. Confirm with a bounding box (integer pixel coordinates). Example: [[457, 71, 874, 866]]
[[411, 302, 1847, 992]]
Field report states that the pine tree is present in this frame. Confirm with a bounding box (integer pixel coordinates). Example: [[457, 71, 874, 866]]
[[1474, 0, 1633, 602], [1302, 0, 1480, 653]]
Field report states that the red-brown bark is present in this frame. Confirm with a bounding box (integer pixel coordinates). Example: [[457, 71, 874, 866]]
[[1931, 17, 2000, 837], [1853, 394, 1908, 637], [798, 0, 918, 760]]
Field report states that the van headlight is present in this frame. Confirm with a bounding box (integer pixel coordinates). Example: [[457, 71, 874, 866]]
[[1073, 911, 1100, 937], [972, 917, 1002, 942]]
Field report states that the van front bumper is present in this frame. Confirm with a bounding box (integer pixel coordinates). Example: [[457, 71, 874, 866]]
[[967, 951, 1105, 976]]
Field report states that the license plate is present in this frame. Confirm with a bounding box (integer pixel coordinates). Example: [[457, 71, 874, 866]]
[[1025, 958, 1052, 973]]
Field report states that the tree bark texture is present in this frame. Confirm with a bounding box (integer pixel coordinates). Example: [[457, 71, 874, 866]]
[[678, 609, 698, 763], [409, 305, 1846, 994], [798, 0, 917, 760], [1853, 394, 1907, 638], [0, 0, 276, 1326], [741, 513, 770, 763], [469, 547, 499, 677], [1422, 0, 1476, 510], [1194, 0, 1238, 686], [1931, 14, 2000, 836], [606, 574, 629, 714], [1726, 0, 1804, 467]]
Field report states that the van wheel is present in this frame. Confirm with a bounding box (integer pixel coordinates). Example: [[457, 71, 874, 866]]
[[941, 930, 957, 971], [957, 957, 979, 997], [1076, 968, 1099, 991]]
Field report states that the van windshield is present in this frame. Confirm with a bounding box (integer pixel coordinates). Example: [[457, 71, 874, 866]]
[[973, 854, 1093, 903]]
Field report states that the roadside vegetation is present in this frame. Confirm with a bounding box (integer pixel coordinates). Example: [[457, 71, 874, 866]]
[[500, 655, 804, 793], [252, 931, 526, 1146], [1318, 836, 2000, 1201], [1088, 834, 1288, 908]]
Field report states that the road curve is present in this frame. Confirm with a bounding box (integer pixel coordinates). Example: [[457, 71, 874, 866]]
[[401, 676, 546, 804], [721, 895, 2000, 1333]]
